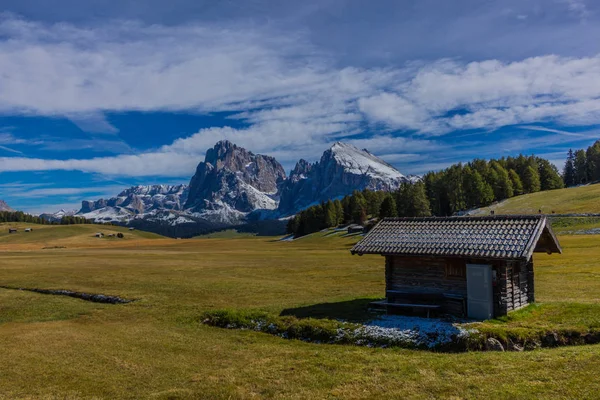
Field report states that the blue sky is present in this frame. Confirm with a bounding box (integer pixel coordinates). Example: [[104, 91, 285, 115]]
[[1, 0, 600, 213]]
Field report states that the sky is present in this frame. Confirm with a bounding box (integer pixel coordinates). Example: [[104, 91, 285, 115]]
[[1, 0, 600, 213]]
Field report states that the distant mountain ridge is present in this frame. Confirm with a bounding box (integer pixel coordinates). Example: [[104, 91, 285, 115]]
[[71, 141, 415, 236]]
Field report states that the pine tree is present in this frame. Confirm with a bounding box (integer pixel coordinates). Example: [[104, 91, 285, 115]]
[[490, 161, 514, 200], [563, 149, 576, 187], [379, 194, 398, 219], [349, 190, 368, 225], [410, 181, 432, 217], [586, 141, 600, 182], [508, 169, 524, 195], [574, 149, 588, 184], [463, 166, 494, 208], [522, 165, 541, 193], [333, 199, 344, 225], [538, 158, 564, 190], [324, 200, 337, 227], [444, 164, 466, 213]]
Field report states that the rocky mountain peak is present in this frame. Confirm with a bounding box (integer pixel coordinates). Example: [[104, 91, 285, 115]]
[[289, 159, 313, 181], [277, 141, 410, 215], [0, 200, 14, 211], [185, 142, 286, 213]]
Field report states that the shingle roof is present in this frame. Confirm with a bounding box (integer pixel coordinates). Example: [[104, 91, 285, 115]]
[[351, 215, 561, 260]]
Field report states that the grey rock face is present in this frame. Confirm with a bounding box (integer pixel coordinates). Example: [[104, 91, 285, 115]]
[[73, 140, 412, 234], [278, 142, 410, 215], [79, 184, 188, 216], [0, 200, 13, 212], [185, 140, 286, 214], [485, 337, 505, 352]]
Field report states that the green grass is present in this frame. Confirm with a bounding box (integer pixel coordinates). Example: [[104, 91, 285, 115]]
[[472, 183, 600, 215], [193, 229, 258, 239], [0, 226, 599, 398], [0, 222, 164, 249]]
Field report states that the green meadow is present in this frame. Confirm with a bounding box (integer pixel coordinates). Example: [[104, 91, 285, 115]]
[[0, 217, 599, 399]]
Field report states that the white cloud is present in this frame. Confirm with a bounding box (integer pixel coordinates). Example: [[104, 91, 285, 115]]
[[1, 16, 600, 178], [0, 152, 200, 177]]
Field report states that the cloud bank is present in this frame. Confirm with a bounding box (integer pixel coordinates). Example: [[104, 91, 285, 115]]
[[0, 15, 599, 177]]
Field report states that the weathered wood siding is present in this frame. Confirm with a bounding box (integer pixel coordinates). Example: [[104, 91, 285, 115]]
[[386, 256, 467, 316], [385, 256, 534, 318], [494, 259, 533, 316], [387, 256, 467, 295]]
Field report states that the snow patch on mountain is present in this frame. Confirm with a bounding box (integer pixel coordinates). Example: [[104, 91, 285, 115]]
[[73, 141, 416, 234], [330, 142, 407, 184]]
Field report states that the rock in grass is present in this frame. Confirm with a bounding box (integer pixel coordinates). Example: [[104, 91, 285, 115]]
[[543, 331, 560, 347], [507, 341, 524, 352], [485, 337, 505, 351]]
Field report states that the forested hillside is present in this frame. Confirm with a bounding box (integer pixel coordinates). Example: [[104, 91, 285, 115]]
[[288, 154, 564, 237]]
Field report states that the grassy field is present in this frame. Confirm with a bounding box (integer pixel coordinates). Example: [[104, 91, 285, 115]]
[[473, 183, 600, 215], [0, 225, 599, 399]]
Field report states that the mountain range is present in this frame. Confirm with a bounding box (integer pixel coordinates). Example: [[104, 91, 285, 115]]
[[60, 141, 416, 236]]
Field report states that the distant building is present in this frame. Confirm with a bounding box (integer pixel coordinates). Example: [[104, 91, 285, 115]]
[[351, 215, 562, 319], [347, 225, 365, 234]]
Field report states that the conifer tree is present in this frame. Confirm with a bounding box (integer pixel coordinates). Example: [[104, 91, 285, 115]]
[[489, 161, 513, 200], [508, 169, 524, 195], [379, 194, 398, 219], [574, 149, 588, 184], [563, 149, 576, 187], [463, 166, 494, 208], [324, 200, 337, 227], [538, 159, 564, 190], [333, 199, 344, 225], [349, 190, 368, 224], [522, 165, 542, 193], [586, 140, 600, 182]]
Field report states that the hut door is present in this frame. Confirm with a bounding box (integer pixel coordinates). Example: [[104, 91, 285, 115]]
[[466, 264, 493, 320]]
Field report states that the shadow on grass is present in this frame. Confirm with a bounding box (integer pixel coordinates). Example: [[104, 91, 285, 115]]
[[280, 298, 382, 323]]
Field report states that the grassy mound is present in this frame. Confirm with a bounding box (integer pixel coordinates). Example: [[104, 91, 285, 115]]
[[472, 183, 600, 215], [204, 303, 600, 352], [202, 309, 472, 350], [0, 222, 164, 248]]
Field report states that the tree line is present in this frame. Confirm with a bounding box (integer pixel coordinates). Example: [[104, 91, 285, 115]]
[[563, 140, 600, 187], [0, 211, 92, 225], [287, 154, 564, 238], [287, 182, 431, 237]]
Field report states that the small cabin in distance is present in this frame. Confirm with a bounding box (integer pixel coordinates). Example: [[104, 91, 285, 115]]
[[351, 215, 562, 319]]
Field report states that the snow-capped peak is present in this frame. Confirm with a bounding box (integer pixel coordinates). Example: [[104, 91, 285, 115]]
[[328, 142, 407, 181]]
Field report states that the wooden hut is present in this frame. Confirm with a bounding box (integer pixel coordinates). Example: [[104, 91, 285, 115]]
[[351, 215, 562, 319]]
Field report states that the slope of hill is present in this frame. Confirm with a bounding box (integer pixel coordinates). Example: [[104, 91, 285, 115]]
[[470, 183, 600, 215], [0, 223, 165, 249]]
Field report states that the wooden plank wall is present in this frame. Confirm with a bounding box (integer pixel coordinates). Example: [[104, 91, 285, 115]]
[[386, 256, 533, 317], [502, 260, 532, 312], [387, 256, 467, 296]]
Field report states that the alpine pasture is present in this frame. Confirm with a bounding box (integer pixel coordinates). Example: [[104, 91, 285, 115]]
[[1, 205, 600, 398]]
